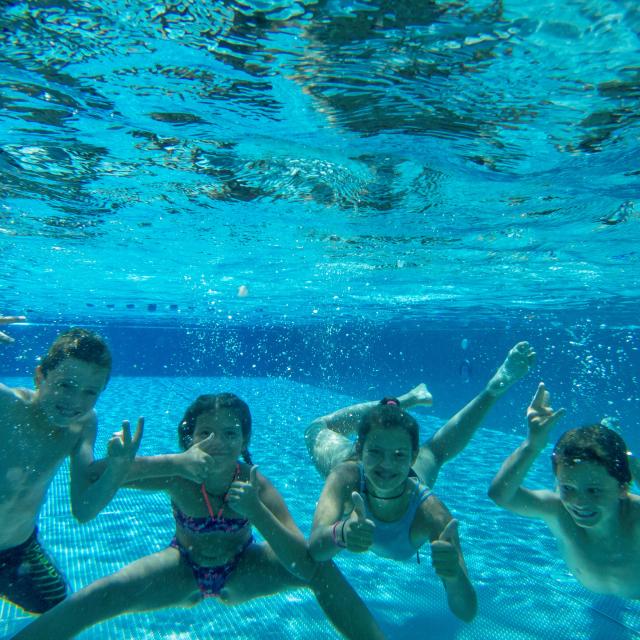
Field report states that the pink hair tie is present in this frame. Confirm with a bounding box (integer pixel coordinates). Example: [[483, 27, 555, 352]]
[[385, 399, 398, 406]]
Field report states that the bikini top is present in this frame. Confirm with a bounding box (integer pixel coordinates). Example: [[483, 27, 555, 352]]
[[172, 464, 250, 535], [358, 464, 432, 562]]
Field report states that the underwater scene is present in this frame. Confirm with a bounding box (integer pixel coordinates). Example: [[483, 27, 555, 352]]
[[1, 0, 640, 639]]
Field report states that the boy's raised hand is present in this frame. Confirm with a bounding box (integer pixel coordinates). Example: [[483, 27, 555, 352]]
[[343, 492, 375, 552], [107, 418, 144, 464], [527, 383, 565, 448], [431, 519, 462, 580], [0, 315, 26, 344]]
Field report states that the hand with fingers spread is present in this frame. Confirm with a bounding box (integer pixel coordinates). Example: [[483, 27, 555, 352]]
[[0, 315, 26, 344], [227, 465, 262, 519], [527, 382, 566, 449], [431, 519, 462, 580], [107, 417, 145, 468], [175, 434, 216, 482], [342, 492, 375, 553]]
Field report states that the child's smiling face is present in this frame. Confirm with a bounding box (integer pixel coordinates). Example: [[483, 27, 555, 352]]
[[361, 427, 415, 496], [192, 409, 245, 460], [36, 357, 108, 427], [556, 460, 628, 528]]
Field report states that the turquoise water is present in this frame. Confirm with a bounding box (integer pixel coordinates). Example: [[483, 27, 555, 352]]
[[2, 0, 640, 637], [1, 0, 639, 325], [2, 375, 640, 639]]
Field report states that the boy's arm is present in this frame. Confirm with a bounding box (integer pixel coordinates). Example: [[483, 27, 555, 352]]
[[488, 382, 565, 518], [70, 417, 143, 522], [488, 440, 557, 517]]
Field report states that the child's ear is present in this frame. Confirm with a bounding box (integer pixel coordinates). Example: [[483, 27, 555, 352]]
[[34, 365, 44, 388]]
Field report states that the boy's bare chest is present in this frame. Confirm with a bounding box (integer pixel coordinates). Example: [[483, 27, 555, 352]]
[[561, 530, 640, 597], [0, 422, 79, 502]]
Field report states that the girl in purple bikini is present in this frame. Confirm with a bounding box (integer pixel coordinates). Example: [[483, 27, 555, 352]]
[[13, 393, 385, 640]]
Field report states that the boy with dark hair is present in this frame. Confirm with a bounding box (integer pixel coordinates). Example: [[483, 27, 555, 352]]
[[0, 326, 142, 614], [489, 382, 640, 599]]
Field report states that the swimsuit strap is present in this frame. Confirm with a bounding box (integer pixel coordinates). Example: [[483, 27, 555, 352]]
[[200, 483, 216, 519], [200, 463, 240, 520]]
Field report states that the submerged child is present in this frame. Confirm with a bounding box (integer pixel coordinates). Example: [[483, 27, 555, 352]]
[[489, 382, 640, 599], [12, 393, 386, 640], [309, 399, 477, 622], [306, 341, 535, 488], [0, 327, 142, 615], [0, 315, 26, 344]]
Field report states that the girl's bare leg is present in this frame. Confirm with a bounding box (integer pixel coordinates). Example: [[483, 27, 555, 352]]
[[12, 548, 199, 640], [222, 544, 386, 639]]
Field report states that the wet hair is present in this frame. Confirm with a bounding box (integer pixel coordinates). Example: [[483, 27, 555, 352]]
[[552, 424, 631, 486], [40, 328, 112, 380], [178, 393, 253, 464], [356, 397, 420, 456]]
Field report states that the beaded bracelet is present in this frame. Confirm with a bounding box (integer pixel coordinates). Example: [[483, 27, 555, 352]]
[[331, 520, 347, 548]]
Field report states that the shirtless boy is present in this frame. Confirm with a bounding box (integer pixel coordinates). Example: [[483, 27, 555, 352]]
[[0, 324, 142, 614], [489, 382, 640, 599]]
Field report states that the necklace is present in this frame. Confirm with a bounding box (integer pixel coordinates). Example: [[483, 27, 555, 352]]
[[365, 482, 407, 501], [200, 463, 240, 519]]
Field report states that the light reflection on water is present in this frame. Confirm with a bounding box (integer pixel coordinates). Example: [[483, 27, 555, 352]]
[[1, 0, 639, 324]]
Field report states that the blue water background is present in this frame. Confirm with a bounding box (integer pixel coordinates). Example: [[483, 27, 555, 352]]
[[2, 1, 640, 324]]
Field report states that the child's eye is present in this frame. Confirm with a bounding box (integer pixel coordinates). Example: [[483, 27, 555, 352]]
[[587, 488, 601, 495]]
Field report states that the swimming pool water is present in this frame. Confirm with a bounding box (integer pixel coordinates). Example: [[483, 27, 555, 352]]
[[2, 1, 640, 325], [2, 0, 640, 637], [2, 375, 639, 639]]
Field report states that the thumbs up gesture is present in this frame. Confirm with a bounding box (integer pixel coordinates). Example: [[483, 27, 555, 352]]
[[227, 465, 261, 519], [342, 492, 375, 552], [430, 519, 462, 580], [176, 433, 216, 483]]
